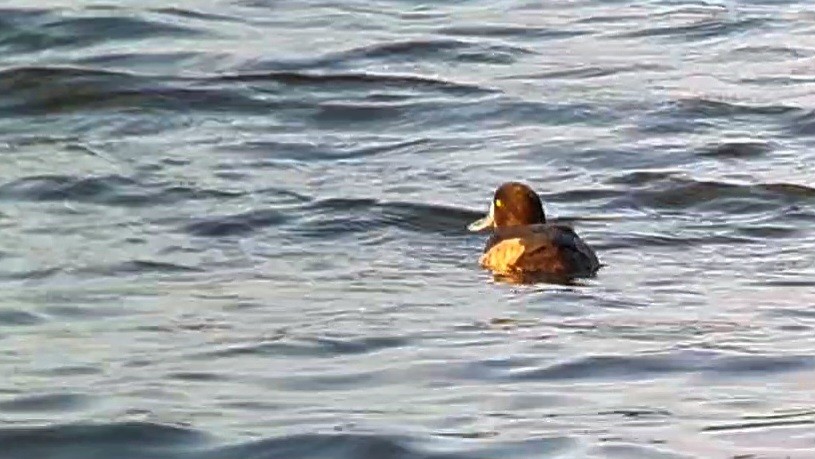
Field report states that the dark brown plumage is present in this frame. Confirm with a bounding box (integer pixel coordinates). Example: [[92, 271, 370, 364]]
[[468, 182, 600, 282]]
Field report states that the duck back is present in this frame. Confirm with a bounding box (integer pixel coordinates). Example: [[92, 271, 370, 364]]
[[480, 224, 599, 279]]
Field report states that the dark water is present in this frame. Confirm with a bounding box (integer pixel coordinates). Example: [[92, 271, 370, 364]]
[[2, 1, 815, 458]]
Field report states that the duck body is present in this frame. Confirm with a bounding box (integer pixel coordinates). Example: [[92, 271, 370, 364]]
[[480, 223, 599, 280], [469, 182, 600, 282]]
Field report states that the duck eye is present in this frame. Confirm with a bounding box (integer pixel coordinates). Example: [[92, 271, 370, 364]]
[[495, 199, 502, 208]]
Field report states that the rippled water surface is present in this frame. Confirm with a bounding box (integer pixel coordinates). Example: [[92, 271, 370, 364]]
[[2, 1, 815, 458]]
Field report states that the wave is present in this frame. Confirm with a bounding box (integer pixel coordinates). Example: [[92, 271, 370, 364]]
[[231, 138, 431, 163], [0, 66, 269, 116], [0, 421, 575, 459], [506, 63, 669, 81], [237, 38, 535, 73], [0, 8, 204, 56], [0, 308, 46, 326], [614, 15, 767, 42], [0, 64, 493, 118], [0, 422, 207, 459], [511, 351, 813, 381], [606, 172, 815, 212], [184, 209, 287, 237], [333, 38, 536, 64], [695, 141, 774, 158], [214, 69, 494, 96], [439, 23, 586, 40], [0, 174, 244, 206], [76, 260, 203, 276], [0, 393, 89, 413], [196, 334, 408, 360], [289, 198, 483, 240], [176, 174, 815, 242]]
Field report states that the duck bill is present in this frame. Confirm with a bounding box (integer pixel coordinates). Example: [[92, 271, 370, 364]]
[[467, 202, 495, 231]]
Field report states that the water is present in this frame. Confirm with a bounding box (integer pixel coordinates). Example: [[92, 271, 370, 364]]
[[1, 1, 815, 457]]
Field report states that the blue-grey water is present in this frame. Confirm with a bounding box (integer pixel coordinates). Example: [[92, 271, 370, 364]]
[[1, 1, 815, 458]]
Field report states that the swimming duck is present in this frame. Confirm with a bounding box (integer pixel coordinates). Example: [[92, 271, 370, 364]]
[[468, 182, 600, 282]]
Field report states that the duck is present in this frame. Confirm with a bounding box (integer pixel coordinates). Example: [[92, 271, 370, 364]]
[[468, 182, 600, 282]]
